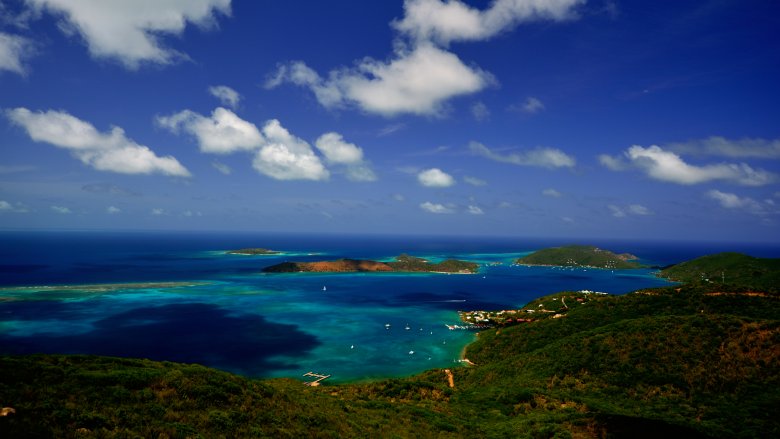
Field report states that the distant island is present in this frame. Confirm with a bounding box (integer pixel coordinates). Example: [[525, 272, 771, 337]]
[[659, 252, 780, 291], [515, 245, 642, 269], [226, 248, 281, 255], [263, 253, 479, 274]]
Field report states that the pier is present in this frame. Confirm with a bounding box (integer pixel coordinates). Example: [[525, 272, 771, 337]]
[[303, 372, 331, 387]]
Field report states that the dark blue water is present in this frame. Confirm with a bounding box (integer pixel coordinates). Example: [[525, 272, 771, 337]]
[[0, 231, 777, 382]]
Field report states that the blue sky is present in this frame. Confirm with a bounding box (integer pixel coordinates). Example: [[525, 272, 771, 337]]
[[1, 0, 779, 242]]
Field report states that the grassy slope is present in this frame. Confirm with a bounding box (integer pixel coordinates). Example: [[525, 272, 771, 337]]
[[516, 245, 642, 269], [660, 252, 780, 291]]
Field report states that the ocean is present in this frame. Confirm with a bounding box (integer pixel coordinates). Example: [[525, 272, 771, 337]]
[[1, 231, 777, 383]]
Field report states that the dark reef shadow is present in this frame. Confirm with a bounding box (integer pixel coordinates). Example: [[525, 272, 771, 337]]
[[0, 302, 319, 376]]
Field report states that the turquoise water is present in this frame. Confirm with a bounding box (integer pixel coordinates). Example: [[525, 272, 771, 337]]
[[3, 231, 773, 382]]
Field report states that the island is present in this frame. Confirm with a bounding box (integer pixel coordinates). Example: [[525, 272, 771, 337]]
[[659, 251, 780, 291], [515, 244, 642, 269], [226, 248, 281, 255], [262, 253, 479, 274]]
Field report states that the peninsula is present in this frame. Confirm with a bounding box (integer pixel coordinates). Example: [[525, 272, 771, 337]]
[[262, 253, 479, 274], [515, 244, 641, 269], [659, 252, 780, 291], [226, 248, 281, 255]]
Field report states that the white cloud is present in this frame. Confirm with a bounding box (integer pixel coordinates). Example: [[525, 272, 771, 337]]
[[208, 85, 241, 109], [253, 119, 329, 181], [628, 204, 651, 215], [314, 132, 365, 164], [609, 203, 652, 218], [666, 136, 780, 159], [393, 193, 406, 202], [0, 201, 29, 213], [608, 204, 626, 218], [598, 153, 627, 171], [509, 96, 544, 114], [107, 206, 121, 214], [608, 145, 776, 186], [0, 32, 33, 75], [7, 107, 191, 177], [467, 205, 484, 215], [561, 216, 575, 223], [377, 123, 406, 137], [471, 101, 490, 121], [267, 44, 492, 117], [157, 107, 263, 154], [212, 161, 231, 175], [420, 201, 453, 214], [27, 0, 231, 69], [392, 0, 584, 45], [151, 208, 165, 215], [464, 176, 487, 186], [542, 188, 561, 198], [51, 205, 71, 214], [470, 141, 575, 168], [706, 190, 765, 215], [418, 168, 455, 187]]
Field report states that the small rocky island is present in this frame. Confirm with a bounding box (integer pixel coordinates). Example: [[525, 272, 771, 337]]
[[263, 254, 479, 274], [516, 245, 641, 269], [226, 248, 281, 255]]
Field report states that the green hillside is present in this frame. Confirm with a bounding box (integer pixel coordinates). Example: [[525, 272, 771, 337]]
[[516, 245, 642, 269], [2, 283, 778, 438], [659, 252, 780, 291]]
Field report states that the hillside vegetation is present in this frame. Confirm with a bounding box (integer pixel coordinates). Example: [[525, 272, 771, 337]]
[[516, 245, 642, 269], [263, 254, 479, 274], [2, 282, 777, 438], [659, 252, 780, 292]]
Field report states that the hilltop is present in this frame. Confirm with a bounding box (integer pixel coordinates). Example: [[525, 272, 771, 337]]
[[263, 254, 479, 274], [659, 252, 780, 292], [516, 245, 642, 269]]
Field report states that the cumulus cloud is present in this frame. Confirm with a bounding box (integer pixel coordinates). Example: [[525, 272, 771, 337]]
[[0, 32, 34, 75], [27, 0, 231, 69], [666, 136, 780, 159], [392, 0, 584, 45], [602, 145, 775, 186], [418, 168, 456, 187], [467, 205, 484, 215], [107, 206, 121, 214], [509, 96, 545, 114], [157, 107, 263, 154], [159, 108, 379, 182], [314, 132, 377, 181], [470, 141, 575, 168], [420, 201, 454, 214], [7, 108, 191, 177], [266, 0, 583, 117], [254, 120, 329, 181], [208, 85, 241, 109], [51, 205, 71, 214], [471, 101, 490, 121], [266, 44, 492, 117], [151, 208, 165, 215], [464, 176, 487, 186], [542, 188, 562, 198]]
